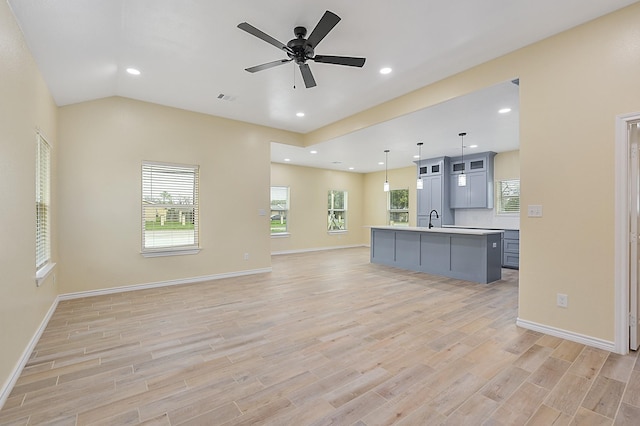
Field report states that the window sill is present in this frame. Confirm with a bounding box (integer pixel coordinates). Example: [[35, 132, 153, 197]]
[[328, 230, 348, 235], [36, 262, 56, 287], [141, 248, 201, 258], [271, 232, 291, 238]]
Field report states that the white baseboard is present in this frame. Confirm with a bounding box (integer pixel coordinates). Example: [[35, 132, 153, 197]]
[[271, 244, 366, 256], [58, 267, 272, 301], [0, 266, 271, 410], [516, 318, 617, 353], [0, 297, 59, 410]]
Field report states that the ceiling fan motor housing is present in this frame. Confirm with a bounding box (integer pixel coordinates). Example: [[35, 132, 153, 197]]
[[287, 27, 314, 64]]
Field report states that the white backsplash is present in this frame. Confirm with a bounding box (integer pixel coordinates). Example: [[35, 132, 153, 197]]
[[454, 209, 520, 230]]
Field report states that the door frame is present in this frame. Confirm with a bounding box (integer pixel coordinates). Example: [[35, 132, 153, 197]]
[[615, 112, 640, 354]]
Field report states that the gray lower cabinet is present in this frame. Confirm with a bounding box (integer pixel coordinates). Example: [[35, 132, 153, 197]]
[[503, 229, 520, 269], [370, 227, 502, 284]]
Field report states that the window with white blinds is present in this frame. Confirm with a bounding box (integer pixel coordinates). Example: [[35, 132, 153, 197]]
[[498, 179, 520, 214], [142, 162, 199, 255], [36, 134, 51, 270]]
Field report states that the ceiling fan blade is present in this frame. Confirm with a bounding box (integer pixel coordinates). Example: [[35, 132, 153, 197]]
[[306, 10, 341, 48], [245, 59, 292, 73], [237, 22, 292, 53], [313, 55, 366, 67], [299, 64, 317, 88]]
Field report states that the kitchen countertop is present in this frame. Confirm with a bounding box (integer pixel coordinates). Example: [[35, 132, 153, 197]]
[[442, 225, 519, 231], [371, 226, 504, 236]]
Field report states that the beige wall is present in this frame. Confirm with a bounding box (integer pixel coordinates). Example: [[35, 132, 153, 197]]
[[306, 4, 640, 342], [57, 97, 301, 293], [270, 163, 365, 253], [0, 1, 59, 394]]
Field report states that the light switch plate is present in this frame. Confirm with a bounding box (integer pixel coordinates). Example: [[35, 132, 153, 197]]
[[528, 205, 543, 217]]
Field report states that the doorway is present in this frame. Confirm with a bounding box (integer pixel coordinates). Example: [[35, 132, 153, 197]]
[[629, 120, 640, 350], [615, 112, 640, 354]]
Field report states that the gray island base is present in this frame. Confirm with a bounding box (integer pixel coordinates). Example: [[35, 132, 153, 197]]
[[370, 226, 503, 284]]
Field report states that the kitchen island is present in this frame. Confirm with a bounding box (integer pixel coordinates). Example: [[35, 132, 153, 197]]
[[370, 226, 503, 283]]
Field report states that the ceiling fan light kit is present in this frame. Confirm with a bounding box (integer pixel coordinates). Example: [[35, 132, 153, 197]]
[[238, 10, 366, 88]]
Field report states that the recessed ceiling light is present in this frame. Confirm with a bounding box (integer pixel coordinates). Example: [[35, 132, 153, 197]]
[[469, 144, 478, 148], [379, 67, 392, 75], [498, 107, 512, 114], [413, 154, 420, 159], [296, 112, 305, 117], [310, 150, 318, 154], [378, 161, 384, 165], [348, 167, 355, 170], [284, 158, 291, 162], [126, 68, 141, 75]]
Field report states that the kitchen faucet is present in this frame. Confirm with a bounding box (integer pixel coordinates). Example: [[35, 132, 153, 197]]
[[428, 209, 439, 229]]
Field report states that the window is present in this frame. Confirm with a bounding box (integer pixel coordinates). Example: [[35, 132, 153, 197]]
[[388, 188, 409, 226], [498, 179, 520, 214], [328, 190, 347, 231], [270, 186, 289, 234], [36, 133, 51, 273], [142, 162, 199, 256]]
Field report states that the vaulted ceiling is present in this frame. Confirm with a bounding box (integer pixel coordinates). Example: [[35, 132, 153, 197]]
[[8, 0, 637, 171]]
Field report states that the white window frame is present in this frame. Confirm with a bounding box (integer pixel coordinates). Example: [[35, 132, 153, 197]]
[[36, 132, 55, 285], [388, 188, 409, 226], [497, 179, 520, 215], [270, 186, 290, 235], [142, 161, 200, 257], [328, 190, 348, 232]]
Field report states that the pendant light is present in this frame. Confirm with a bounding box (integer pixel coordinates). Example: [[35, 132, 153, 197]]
[[416, 142, 424, 190], [383, 149, 390, 192], [458, 132, 467, 187]]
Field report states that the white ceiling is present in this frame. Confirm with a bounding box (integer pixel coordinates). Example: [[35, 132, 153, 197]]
[[8, 0, 637, 172]]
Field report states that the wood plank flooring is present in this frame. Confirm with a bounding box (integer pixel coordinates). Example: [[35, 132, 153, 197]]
[[1, 247, 639, 425]]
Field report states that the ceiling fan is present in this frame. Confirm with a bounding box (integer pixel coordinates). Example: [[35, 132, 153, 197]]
[[237, 10, 366, 88]]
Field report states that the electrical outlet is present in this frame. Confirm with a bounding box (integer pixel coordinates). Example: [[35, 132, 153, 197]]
[[557, 293, 568, 308], [243, 253, 249, 261], [528, 205, 543, 217]]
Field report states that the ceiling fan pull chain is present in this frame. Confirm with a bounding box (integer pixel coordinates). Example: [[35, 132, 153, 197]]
[[293, 63, 296, 89]]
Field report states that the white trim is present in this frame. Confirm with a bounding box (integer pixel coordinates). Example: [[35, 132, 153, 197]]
[[141, 248, 200, 258], [0, 298, 59, 410], [58, 268, 272, 301], [270, 232, 291, 238], [272, 244, 366, 256], [35, 262, 56, 286], [615, 112, 640, 354], [516, 318, 616, 353]]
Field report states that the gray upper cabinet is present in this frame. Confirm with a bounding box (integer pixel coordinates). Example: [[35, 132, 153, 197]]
[[449, 152, 496, 209], [416, 156, 454, 226]]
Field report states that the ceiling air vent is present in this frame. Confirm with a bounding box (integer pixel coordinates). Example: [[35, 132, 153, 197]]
[[217, 93, 236, 101]]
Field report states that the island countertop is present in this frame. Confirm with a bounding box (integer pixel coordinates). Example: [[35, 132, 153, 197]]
[[370, 226, 504, 236]]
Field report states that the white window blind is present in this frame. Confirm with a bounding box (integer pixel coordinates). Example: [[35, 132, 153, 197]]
[[36, 134, 51, 270], [142, 162, 199, 253], [498, 179, 520, 214]]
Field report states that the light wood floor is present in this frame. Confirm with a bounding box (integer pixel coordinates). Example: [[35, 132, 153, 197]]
[[1, 247, 639, 425]]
